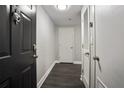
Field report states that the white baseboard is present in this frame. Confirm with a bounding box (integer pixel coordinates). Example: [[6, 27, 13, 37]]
[[54, 60, 60, 63], [73, 61, 82, 64], [82, 76, 89, 88], [37, 60, 57, 88], [56, 60, 82, 64]]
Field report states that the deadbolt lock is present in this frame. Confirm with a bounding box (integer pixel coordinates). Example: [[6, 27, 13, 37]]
[[33, 44, 38, 58]]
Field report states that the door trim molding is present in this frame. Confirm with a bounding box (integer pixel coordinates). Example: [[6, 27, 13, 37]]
[[37, 60, 58, 88], [81, 5, 92, 88]]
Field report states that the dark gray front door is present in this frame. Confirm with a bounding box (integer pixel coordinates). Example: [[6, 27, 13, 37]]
[[0, 5, 36, 88]]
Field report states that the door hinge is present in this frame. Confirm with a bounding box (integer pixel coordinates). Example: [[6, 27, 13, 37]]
[[89, 22, 93, 28]]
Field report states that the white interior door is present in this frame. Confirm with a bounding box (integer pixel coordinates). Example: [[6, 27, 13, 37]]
[[58, 27, 74, 63], [81, 6, 91, 88], [94, 5, 124, 88]]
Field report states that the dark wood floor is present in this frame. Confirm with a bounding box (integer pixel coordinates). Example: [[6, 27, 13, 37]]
[[41, 63, 85, 88]]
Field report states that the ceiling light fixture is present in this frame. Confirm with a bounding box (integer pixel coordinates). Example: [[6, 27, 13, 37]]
[[55, 5, 70, 10]]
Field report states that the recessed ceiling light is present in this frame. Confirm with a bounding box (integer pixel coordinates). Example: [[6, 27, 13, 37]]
[[55, 5, 70, 10]]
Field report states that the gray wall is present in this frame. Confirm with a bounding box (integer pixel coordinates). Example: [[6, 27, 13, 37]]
[[36, 6, 56, 85], [74, 25, 81, 61], [55, 27, 59, 60]]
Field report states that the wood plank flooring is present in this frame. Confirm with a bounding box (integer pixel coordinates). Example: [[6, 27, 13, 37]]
[[41, 63, 85, 88]]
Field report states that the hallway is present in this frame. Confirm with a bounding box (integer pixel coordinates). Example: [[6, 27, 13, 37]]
[[36, 5, 83, 88], [1, 5, 124, 88], [41, 63, 85, 88]]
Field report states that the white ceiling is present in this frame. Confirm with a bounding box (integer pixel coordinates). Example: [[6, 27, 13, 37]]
[[42, 5, 83, 26]]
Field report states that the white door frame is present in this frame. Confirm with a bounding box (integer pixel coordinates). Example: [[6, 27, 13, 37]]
[[93, 5, 105, 88], [81, 5, 92, 88], [93, 5, 97, 88], [89, 5, 96, 88]]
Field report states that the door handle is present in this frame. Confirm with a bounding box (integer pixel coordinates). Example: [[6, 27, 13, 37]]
[[93, 56, 102, 72]]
